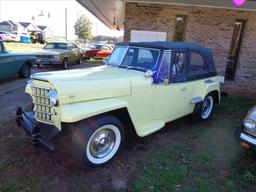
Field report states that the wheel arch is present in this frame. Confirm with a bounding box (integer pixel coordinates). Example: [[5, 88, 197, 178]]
[[207, 90, 220, 104], [99, 108, 138, 137], [24, 60, 33, 67], [60, 99, 139, 136], [63, 107, 138, 138]]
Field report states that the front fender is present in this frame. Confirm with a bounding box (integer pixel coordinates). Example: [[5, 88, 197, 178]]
[[60, 98, 128, 123]]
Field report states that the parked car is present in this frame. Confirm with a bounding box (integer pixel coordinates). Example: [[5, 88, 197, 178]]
[[0, 31, 16, 42], [239, 106, 256, 150], [34, 42, 82, 69], [17, 41, 221, 167], [11, 31, 21, 42], [30, 31, 45, 44], [0, 41, 35, 80], [20, 32, 32, 43], [83, 44, 113, 59]]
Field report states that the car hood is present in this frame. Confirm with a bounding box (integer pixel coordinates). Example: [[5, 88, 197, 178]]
[[31, 65, 152, 104], [34, 49, 68, 55]]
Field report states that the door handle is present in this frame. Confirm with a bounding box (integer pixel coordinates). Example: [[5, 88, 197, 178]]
[[180, 87, 187, 92]]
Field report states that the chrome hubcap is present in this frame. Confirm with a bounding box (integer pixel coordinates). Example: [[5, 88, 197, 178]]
[[201, 97, 213, 118], [64, 60, 68, 68], [90, 129, 116, 159]]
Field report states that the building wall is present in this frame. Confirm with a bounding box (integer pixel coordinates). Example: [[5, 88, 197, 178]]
[[124, 2, 256, 97]]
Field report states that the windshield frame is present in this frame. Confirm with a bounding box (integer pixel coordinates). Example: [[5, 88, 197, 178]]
[[107, 45, 161, 72]]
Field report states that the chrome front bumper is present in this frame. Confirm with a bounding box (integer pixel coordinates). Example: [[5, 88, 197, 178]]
[[35, 58, 61, 65], [16, 107, 60, 151], [240, 132, 256, 147]]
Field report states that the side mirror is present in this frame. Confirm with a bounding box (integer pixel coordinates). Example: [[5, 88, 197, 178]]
[[145, 70, 154, 77]]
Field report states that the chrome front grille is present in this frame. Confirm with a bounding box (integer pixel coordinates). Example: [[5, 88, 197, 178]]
[[31, 85, 54, 124], [36, 55, 52, 59]]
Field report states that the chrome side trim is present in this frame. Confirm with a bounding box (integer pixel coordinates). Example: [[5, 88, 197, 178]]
[[240, 133, 256, 145], [190, 97, 203, 104], [204, 79, 214, 84]]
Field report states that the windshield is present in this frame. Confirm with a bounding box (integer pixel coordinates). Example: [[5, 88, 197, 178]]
[[107, 46, 160, 71], [44, 43, 68, 50], [88, 44, 103, 49]]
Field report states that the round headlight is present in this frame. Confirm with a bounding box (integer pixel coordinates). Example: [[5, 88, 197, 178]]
[[244, 118, 256, 130], [47, 89, 58, 106]]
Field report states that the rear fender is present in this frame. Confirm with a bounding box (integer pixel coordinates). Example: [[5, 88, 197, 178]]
[[190, 80, 220, 104]]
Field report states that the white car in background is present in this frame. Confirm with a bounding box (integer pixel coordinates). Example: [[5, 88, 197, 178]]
[[0, 31, 15, 42], [11, 31, 21, 42]]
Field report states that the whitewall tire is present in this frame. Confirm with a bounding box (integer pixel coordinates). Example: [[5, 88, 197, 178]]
[[86, 124, 121, 165], [201, 95, 214, 120], [194, 94, 215, 121], [71, 116, 125, 167]]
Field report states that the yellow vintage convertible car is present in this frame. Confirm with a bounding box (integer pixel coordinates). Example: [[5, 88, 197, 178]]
[[17, 41, 221, 166], [34, 42, 82, 69]]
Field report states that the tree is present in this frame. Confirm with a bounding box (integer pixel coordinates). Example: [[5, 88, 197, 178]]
[[92, 35, 118, 43], [74, 15, 92, 41]]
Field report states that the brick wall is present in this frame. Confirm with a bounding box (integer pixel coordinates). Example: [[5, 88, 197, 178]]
[[124, 2, 256, 97]]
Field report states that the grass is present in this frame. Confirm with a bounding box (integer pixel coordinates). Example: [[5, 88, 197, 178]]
[[0, 176, 44, 192], [4, 42, 44, 53], [130, 96, 256, 192]]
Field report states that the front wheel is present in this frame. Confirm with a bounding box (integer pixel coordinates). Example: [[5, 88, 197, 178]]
[[71, 116, 125, 167], [194, 95, 214, 120], [63, 58, 69, 69]]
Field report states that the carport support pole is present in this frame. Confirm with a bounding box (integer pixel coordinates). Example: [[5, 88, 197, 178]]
[[0, 0, 2, 21], [65, 8, 67, 41]]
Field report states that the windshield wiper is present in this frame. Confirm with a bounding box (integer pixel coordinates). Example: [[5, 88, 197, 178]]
[[119, 65, 128, 69], [126, 66, 146, 71]]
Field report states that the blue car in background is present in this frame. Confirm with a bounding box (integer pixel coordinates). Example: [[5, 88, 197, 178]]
[[0, 41, 35, 80]]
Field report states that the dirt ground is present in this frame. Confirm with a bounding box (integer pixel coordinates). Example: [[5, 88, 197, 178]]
[[0, 63, 256, 192]]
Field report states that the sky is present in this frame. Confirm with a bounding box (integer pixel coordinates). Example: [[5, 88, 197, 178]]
[[0, 0, 124, 40]]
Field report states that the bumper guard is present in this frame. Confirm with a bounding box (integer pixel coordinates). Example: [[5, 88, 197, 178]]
[[16, 107, 60, 151]]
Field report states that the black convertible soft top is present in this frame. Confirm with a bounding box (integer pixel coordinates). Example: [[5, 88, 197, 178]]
[[116, 41, 212, 58], [117, 41, 204, 50], [116, 41, 216, 74], [116, 41, 217, 80]]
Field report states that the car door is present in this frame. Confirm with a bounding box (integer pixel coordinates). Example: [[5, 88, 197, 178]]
[[71, 43, 80, 62], [186, 50, 213, 98], [0, 43, 16, 79], [153, 50, 194, 121]]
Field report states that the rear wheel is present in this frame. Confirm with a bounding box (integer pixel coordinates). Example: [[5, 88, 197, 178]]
[[194, 94, 214, 120], [71, 115, 125, 167], [90, 53, 96, 60], [18, 63, 31, 79], [63, 58, 69, 69], [77, 56, 82, 64]]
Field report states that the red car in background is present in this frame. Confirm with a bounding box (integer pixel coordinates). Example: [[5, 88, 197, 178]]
[[83, 44, 113, 59]]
